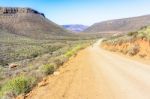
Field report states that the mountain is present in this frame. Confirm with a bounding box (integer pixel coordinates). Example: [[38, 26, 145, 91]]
[[0, 7, 76, 65], [84, 15, 150, 34], [0, 7, 73, 39], [62, 24, 88, 32]]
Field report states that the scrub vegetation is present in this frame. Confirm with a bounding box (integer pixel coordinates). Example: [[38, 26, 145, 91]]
[[101, 26, 150, 58], [0, 29, 96, 98]]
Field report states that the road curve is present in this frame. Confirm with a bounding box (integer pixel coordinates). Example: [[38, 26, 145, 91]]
[[25, 40, 150, 99]]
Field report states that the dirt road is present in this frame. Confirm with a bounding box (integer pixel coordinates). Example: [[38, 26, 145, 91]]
[[25, 40, 150, 99]]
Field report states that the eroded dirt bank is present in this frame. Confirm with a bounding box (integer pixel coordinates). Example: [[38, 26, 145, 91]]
[[101, 38, 150, 58]]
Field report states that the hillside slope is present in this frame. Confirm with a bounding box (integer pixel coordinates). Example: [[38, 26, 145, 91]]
[[85, 15, 150, 34], [0, 7, 73, 39]]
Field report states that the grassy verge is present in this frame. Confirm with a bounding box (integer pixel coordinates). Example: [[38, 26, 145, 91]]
[[64, 43, 89, 58]]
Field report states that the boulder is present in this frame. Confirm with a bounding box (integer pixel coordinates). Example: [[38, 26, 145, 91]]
[[9, 63, 18, 69], [53, 71, 60, 76]]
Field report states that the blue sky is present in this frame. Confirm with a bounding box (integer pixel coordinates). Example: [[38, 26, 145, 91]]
[[0, 0, 150, 25]]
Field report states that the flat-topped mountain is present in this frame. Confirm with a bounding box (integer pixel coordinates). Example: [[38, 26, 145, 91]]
[[84, 15, 150, 34], [0, 7, 72, 39]]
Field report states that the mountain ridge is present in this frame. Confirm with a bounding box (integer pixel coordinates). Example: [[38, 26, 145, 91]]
[[62, 24, 88, 32], [84, 14, 150, 34]]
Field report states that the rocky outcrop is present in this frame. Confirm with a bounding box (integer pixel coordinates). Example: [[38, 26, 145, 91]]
[[0, 7, 45, 17]]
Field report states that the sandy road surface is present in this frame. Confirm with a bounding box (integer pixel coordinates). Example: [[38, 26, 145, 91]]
[[25, 40, 150, 99]]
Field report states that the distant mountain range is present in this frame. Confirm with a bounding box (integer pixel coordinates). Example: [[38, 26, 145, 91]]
[[62, 24, 88, 32], [84, 15, 150, 34]]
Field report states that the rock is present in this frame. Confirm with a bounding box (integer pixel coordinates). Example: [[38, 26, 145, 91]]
[[43, 77, 47, 82], [37, 77, 49, 87], [0, 7, 45, 17], [9, 63, 18, 69], [38, 81, 48, 87], [25, 93, 31, 97], [53, 71, 60, 76], [16, 94, 25, 99]]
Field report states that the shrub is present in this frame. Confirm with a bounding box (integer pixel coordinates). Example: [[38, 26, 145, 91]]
[[137, 32, 145, 39], [31, 52, 39, 58], [128, 44, 140, 56], [54, 58, 64, 67], [127, 32, 137, 37], [40, 64, 55, 75], [0, 76, 36, 98]]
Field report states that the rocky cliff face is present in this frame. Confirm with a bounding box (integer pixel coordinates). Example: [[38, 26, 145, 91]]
[[0, 7, 45, 17]]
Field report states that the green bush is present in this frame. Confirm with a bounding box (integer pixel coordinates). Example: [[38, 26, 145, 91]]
[[127, 32, 136, 36], [31, 52, 39, 58], [137, 26, 150, 39], [0, 76, 36, 98], [40, 64, 55, 75]]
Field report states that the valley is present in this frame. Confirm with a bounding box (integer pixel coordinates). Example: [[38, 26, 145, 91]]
[[0, 7, 97, 98], [0, 2, 150, 99]]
